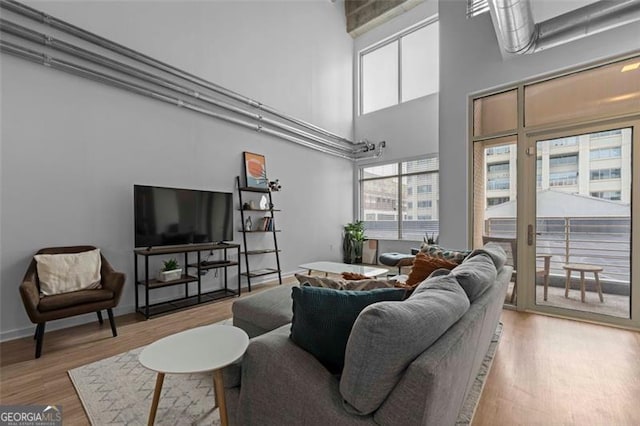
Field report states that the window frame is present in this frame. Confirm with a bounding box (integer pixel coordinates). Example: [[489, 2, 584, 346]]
[[359, 155, 439, 241], [358, 15, 438, 116]]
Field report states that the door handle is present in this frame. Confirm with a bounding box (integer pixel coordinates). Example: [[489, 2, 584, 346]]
[[528, 224, 534, 246]]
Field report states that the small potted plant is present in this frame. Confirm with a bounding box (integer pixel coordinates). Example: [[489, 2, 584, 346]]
[[342, 220, 366, 264], [158, 258, 182, 282]]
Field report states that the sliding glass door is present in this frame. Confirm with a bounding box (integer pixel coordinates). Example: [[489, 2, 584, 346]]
[[524, 125, 635, 323]]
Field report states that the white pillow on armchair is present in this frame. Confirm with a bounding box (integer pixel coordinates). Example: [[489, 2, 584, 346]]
[[35, 248, 102, 295]]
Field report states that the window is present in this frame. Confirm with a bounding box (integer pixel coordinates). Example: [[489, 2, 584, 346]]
[[590, 168, 621, 180], [549, 154, 578, 167], [549, 171, 578, 186], [360, 156, 439, 240], [591, 147, 622, 160], [360, 18, 438, 114], [487, 179, 509, 190], [591, 191, 622, 201], [487, 196, 510, 206], [486, 146, 511, 156], [591, 129, 622, 139]]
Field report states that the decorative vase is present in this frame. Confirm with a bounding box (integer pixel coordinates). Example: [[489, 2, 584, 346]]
[[245, 216, 253, 231]]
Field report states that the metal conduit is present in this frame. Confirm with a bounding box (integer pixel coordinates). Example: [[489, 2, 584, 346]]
[[0, 18, 357, 155], [0, 39, 358, 160], [0, 0, 364, 151], [489, 0, 640, 55]]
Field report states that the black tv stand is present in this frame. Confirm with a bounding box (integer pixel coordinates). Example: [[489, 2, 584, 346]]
[[134, 242, 241, 318]]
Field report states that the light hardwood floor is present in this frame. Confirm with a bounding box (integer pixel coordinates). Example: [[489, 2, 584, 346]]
[[1, 283, 639, 426]]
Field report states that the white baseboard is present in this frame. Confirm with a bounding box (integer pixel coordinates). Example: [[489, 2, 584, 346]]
[[0, 270, 300, 343]]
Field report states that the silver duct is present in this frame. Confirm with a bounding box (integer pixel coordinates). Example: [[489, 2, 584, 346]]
[[489, 0, 640, 55], [0, 0, 383, 161]]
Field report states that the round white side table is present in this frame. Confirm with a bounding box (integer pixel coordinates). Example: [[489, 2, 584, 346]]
[[139, 324, 249, 426]]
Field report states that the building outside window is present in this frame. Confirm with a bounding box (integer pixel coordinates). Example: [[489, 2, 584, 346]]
[[360, 156, 439, 240], [359, 17, 438, 115]]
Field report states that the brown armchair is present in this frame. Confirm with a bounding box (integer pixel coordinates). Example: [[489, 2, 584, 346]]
[[19, 246, 125, 358]]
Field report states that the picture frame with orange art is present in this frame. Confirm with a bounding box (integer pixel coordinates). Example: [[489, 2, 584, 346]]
[[243, 152, 268, 188]]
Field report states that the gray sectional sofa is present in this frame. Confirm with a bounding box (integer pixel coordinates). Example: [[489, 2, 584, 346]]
[[223, 244, 511, 426]]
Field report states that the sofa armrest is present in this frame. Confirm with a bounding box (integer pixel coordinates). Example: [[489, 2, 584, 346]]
[[235, 324, 374, 426], [100, 258, 125, 303], [20, 262, 41, 323]]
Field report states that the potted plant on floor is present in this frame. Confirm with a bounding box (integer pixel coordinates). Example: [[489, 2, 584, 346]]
[[158, 258, 182, 282], [343, 220, 366, 264]]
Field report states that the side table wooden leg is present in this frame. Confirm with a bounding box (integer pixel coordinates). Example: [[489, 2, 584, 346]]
[[595, 272, 604, 302], [543, 274, 549, 302], [148, 372, 165, 426], [213, 369, 228, 426], [580, 271, 585, 303], [564, 269, 571, 298]]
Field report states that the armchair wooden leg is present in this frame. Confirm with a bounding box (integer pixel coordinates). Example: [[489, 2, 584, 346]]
[[97, 311, 104, 324], [35, 323, 46, 359], [107, 308, 117, 337], [33, 325, 38, 340]]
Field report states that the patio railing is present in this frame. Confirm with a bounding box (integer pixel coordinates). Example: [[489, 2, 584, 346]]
[[486, 216, 630, 283]]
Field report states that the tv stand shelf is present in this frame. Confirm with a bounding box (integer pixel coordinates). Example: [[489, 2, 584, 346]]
[[134, 243, 241, 319]]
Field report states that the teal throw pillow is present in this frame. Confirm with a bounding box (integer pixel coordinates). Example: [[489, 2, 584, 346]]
[[290, 286, 406, 374]]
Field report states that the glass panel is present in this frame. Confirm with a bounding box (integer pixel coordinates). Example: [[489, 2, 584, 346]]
[[473, 136, 517, 305], [362, 163, 398, 179], [534, 128, 632, 319], [525, 57, 640, 127], [401, 156, 439, 174], [473, 89, 518, 137], [361, 41, 399, 114], [401, 22, 439, 103], [401, 173, 439, 240], [361, 177, 399, 239]]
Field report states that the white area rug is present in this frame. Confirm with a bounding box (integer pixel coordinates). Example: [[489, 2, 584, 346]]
[[69, 320, 501, 425], [456, 322, 503, 425]]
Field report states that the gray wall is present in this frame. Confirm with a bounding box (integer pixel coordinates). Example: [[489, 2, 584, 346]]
[[0, 1, 354, 340], [353, 0, 439, 256], [438, 0, 640, 248]]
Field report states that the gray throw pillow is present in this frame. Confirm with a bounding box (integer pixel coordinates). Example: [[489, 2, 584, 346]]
[[452, 253, 497, 302], [339, 275, 470, 415], [294, 273, 396, 291]]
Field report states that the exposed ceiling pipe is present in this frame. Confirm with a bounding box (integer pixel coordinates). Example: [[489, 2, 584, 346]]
[[0, 0, 366, 151], [489, 0, 640, 55], [534, 0, 640, 53], [491, 0, 536, 54], [0, 18, 356, 155]]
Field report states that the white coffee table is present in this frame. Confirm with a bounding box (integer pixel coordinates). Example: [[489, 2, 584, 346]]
[[139, 324, 249, 426], [299, 261, 388, 277]]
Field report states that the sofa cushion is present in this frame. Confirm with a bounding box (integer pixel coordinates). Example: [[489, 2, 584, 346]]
[[405, 252, 458, 287], [232, 284, 296, 338], [340, 275, 470, 415], [452, 253, 498, 302], [294, 273, 396, 291], [38, 288, 114, 312], [35, 249, 102, 296], [290, 286, 406, 374], [419, 243, 472, 264], [464, 242, 508, 270]]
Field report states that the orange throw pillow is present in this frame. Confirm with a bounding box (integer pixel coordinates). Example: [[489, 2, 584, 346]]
[[342, 272, 370, 281], [405, 252, 457, 288]]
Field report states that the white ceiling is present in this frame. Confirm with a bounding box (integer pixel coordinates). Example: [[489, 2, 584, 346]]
[[529, 0, 601, 23]]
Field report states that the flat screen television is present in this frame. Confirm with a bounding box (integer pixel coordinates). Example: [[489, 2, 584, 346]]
[[134, 185, 233, 248]]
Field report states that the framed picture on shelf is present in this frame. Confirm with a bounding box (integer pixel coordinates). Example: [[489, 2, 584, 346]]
[[243, 152, 268, 188]]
